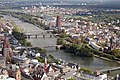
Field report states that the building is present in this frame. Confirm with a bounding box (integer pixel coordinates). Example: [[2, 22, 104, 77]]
[[56, 16, 61, 28], [2, 34, 13, 63], [16, 66, 22, 80], [0, 67, 9, 80], [0, 57, 6, 67]]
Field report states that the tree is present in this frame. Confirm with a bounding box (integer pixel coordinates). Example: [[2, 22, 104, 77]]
[[26, 42, 32, 47], [12, 31, 26, 40], [77, 45, 93, 58], [69, 44, 79, 54], [57, 38, 64, 45], [79, 68, 93, 74], [67, 78, 76, 80], [109, 49, 120, 58]]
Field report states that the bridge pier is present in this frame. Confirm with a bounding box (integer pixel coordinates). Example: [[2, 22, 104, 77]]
[[56, 46, 60, 49], [28, 35, 31, 38], [35, 35, 38, 38], [43, 35, 45, 38], [50, 35, 52, 38], [56, 45, 62, 49]]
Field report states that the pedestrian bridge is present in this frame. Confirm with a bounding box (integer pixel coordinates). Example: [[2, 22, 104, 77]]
[[99, 67, 120, 73]]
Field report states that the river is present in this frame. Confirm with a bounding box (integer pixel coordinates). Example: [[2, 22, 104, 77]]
[[3, 15, 120, 76]]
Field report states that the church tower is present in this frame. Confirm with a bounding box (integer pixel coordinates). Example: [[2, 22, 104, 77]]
[[2, 34, 13, 63]]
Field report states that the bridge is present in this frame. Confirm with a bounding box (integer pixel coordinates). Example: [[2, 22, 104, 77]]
[[99, 67, 120, 73], [42, 45, 62, 48], [24, 31, 59, 38], [25, 33, 58, 38], [27, 45, 62, 49]]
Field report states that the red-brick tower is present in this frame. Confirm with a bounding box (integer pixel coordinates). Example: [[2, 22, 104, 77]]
[[56, 16, 61, 27]]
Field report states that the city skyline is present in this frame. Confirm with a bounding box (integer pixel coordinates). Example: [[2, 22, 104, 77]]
[[1, 0, 120, 2]]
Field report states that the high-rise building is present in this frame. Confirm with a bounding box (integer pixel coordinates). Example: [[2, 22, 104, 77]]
[[56, 16, 61, 27], [2, 34, 13, 63]]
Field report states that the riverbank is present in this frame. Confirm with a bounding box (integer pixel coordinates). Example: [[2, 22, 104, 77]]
[[0, 11, 46, 30], [61, 43, 120, 65], [94, 55, 120, 64], [57, 34, 120, 65]]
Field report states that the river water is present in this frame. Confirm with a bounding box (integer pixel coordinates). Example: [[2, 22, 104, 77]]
[[3, 15, 120, 76]]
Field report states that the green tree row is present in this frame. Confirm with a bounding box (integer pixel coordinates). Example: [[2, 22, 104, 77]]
[[63, 43, 94, 58], [1, 11, 46, 30], [109, 49, 120, 58], [12, 22, 32, 47]]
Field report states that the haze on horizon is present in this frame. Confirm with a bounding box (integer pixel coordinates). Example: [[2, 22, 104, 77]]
[[1, 0, 120, 2]]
